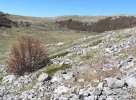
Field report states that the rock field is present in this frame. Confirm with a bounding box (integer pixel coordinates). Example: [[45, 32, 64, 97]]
[[1, 27, 136, 100]]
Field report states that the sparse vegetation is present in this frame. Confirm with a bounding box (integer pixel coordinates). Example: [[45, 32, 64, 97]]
[[43, 64, 71, 75], [88, 39, 102, 47], [7, 35, 50, 76], [50, 51, 69, 59], [0, 12, 136, 99]]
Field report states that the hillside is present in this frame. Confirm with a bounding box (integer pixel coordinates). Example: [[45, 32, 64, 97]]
[[0, 13, 136, 100], [0, 12, 17, 28], [56, 16, 136, 33]]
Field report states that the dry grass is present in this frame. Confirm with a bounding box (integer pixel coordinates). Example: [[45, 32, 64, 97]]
[[0, 27, 86, 65], [75, 67, 119, 86]]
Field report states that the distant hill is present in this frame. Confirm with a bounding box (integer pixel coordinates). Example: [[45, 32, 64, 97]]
[[56, 16, 136, 33], [1, 12, 136, 33], [0, 12, 17, 28]]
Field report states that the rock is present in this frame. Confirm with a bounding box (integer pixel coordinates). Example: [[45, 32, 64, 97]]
[[59, 59, 72, 66], [13, 81, 22, 88], [93, 88, 102, 96], [57, 42, 64, 46], [78, 79, 85, 83], [68, 94, 79, 100], [119, 56, 134, 69], [8, 96, 21, 100], [38, 73, 51, 82], [84, 95, 95, 100], [105, 48, 113, 54], [51, 77, 63, 83], [0, 90, 4, 97], [2, 75, 17, 84], [104, 78, 125, 89], [104, 78, 115, 87], [79, 89, 85, 95], [17, 74, 34, 84], [59, 96, 68, 100], [113, 79, 125, 88], [83, 90, 90, 96], [62, 72, 75, 81], [54, 86, 69, 95], [97, 82, 103, 89], [106, 96, 114, 100], [125, 77, 136, 87], [103, 87, 113, 96]]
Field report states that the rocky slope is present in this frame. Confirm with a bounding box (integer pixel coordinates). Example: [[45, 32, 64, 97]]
[[0, 27, 136, 100]]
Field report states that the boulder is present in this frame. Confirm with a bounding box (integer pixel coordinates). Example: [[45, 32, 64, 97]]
[[38, 73, 51, 82], [54, 86, 69, 95], [62, 72, 75, 80], [56, 42, 64, 46], [51, 77, 63, 83], [104, 78, 125, 89], [113, 79, 125, 88], [125, 77, 136, 87]]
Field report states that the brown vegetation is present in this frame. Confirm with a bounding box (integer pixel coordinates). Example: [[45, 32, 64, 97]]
[[56, 16, 136, 33], [0, 12, 17, 28], [7, 35, 50, 76]]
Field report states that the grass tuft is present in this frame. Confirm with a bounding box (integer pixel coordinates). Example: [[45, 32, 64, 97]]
[[50, 51, 69, 59], [43, 64, 71, 76]]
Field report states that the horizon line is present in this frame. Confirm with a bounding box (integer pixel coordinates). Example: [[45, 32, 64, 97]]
[[1, 11, 136, 18]]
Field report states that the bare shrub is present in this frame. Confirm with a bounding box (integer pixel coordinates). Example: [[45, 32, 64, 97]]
[[7, 35, 49, 76]]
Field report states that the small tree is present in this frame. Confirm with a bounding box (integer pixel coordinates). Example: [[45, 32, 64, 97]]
[[7, 35, 49, 76]]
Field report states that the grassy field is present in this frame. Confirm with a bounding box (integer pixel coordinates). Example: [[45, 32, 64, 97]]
[[0, 14, 105, 65], [0, 26, 88, 65]]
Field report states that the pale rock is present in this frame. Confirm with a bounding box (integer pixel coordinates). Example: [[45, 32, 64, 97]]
[[125, 77, 136, 87], [113, 79, 125, 88], [59, 96, 68, 100], [84, 95, 95, 100], [105, 48, 112, 54], [97, 82, 103, 89], [57, 42, 64, 46], [62, 72, 75, 80], [79, 89, 85, 95], [51, 77, 62, 83], [106, 96, 114, 100], [78, 79, 84, 83], [104, 78, 125, 89], [38, 73, 50, 82], [54, 86, 69, 95], [2, 75, 17, 84]]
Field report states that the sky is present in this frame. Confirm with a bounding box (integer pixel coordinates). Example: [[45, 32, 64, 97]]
[[0, 0, 136, 17]]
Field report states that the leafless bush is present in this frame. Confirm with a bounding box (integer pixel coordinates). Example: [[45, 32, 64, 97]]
[[7, 35, 49, 76]]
